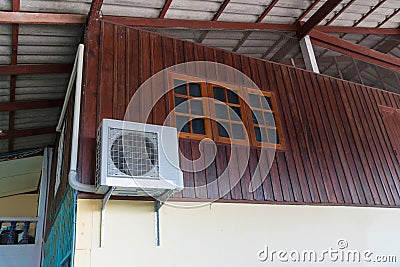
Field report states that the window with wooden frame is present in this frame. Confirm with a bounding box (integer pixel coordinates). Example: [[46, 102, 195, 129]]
[[169, 73, 284, 149], [246, 89, 285, 150], [208, 83, 249, 145], [170, 76, 212, 140]]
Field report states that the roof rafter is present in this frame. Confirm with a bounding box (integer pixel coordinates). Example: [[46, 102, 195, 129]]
[[0, 11, 86, 24], [159, 0, 173, 19], [87, 0, 103, 28], [0, 127, 57, 140], [309, 30, 400, 72], [297, 0, 343, 39], [99, 17, 400, 35], [0, 64, 73, 75], [0, 100, 64, 112], [101, 16, 296, 31]]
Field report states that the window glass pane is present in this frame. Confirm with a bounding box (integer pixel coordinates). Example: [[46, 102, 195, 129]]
[[230, 106, 241, 121], [213, 86, 226, 102], [175, 97, 188, 113], [254, 126, 262, 142], [252, 110, 262, 124], [262, 96, 273, 110], [264, 112, 275, 127], [267, 128, 279, 144], [190, 99, 203, 115], [174, 79, 187, 95], [215, 104, 228, 119], [227, 90, 239, 104], [176, 116, 190, 133], [254, 126, 267, 142], [232, 124, 245, 139], [189, 83, 202, 97], [218, 122, 230, 138], [192, 118, 205, 134], [249, 94, 260, 108]]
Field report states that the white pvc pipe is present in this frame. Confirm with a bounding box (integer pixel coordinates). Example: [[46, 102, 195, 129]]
[[66, 44, 96, 193]]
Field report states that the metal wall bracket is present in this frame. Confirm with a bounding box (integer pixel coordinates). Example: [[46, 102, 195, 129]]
[[154, 200, 163, 247], [100, 186, 115, 247]]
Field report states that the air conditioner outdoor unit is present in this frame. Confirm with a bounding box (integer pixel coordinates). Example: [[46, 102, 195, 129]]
[[96, 119, 183, 198]]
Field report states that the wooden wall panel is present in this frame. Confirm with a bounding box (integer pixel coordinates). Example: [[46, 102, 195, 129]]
[[78, 21, 400, 207]]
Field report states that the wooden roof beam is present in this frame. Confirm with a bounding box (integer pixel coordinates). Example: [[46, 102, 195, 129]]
[[309, 30, 400, 72], [0, 64, 73, 75], [0, 11, 86, 24], [100, 17, 400, 35], [87, 0, 103, 28], [159, 0, 173, 19], [297, 0, 343, 39], [0, 99, 64, 112], [0, 127, 56, 139]]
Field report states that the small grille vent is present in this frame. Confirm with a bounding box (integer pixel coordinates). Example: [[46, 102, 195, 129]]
[[108, 128, 159, 178]]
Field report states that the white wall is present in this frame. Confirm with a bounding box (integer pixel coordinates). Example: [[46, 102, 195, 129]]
[[75, 200, 400, 267]]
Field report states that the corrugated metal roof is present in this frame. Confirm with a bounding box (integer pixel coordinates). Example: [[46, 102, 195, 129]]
[[18, 24, 82, 64], [14, 107, 61, 130], [0, 112, 9, 132], [16, 73, 69, 101], [13, 134, 55, 151]]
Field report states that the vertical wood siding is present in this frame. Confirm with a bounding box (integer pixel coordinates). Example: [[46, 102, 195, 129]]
[[79, 22, 400, 207]]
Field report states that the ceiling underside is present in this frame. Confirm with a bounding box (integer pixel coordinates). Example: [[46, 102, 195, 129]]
[[0, 0, 399, 155], [0, 155, 42, 197]]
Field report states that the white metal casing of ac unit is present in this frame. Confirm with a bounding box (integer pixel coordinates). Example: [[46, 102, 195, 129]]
[[96, 119, 184, 197]]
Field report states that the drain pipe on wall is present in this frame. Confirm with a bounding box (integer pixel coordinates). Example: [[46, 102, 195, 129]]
[[57, 43, 96, 193]]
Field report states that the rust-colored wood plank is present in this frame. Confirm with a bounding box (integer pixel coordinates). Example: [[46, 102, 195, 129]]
[[127, 28, 140, 120], [140, 31, 152, 124], [191, 140, 208, 199], [150, 33, 166, 126], [226, 145, 243, 200], [264, 62, 306, 202], [256, 148, 275, 201], [353, 85, 396, 205], [301, 71, 338, 202], [289, 68, 325, 203], [114, 25, 126, 120], [0, 99, 63, 112], [98, 22, 114, 122], [0, 64, 73, 75], [338, 81, 382, 205], [348, 83, 390, 205], [276, 153, 294, 202], [324, 78, 363, 204], [80, 19, 101, 184], [236, 146, 254, 200], [0, 126, 56, 139], [179, 139, 195, 198], [273, 65, 307, 202], [362, 89, 400, 205], [247, 147, 264, 201], [333, 80, 373, 204], [203, 141, 220, 200], [315, 75, 353, 203], [215, 144, 232, 199]]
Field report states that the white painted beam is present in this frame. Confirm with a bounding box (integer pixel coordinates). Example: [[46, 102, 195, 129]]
[[299, 35, 320, 73]]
